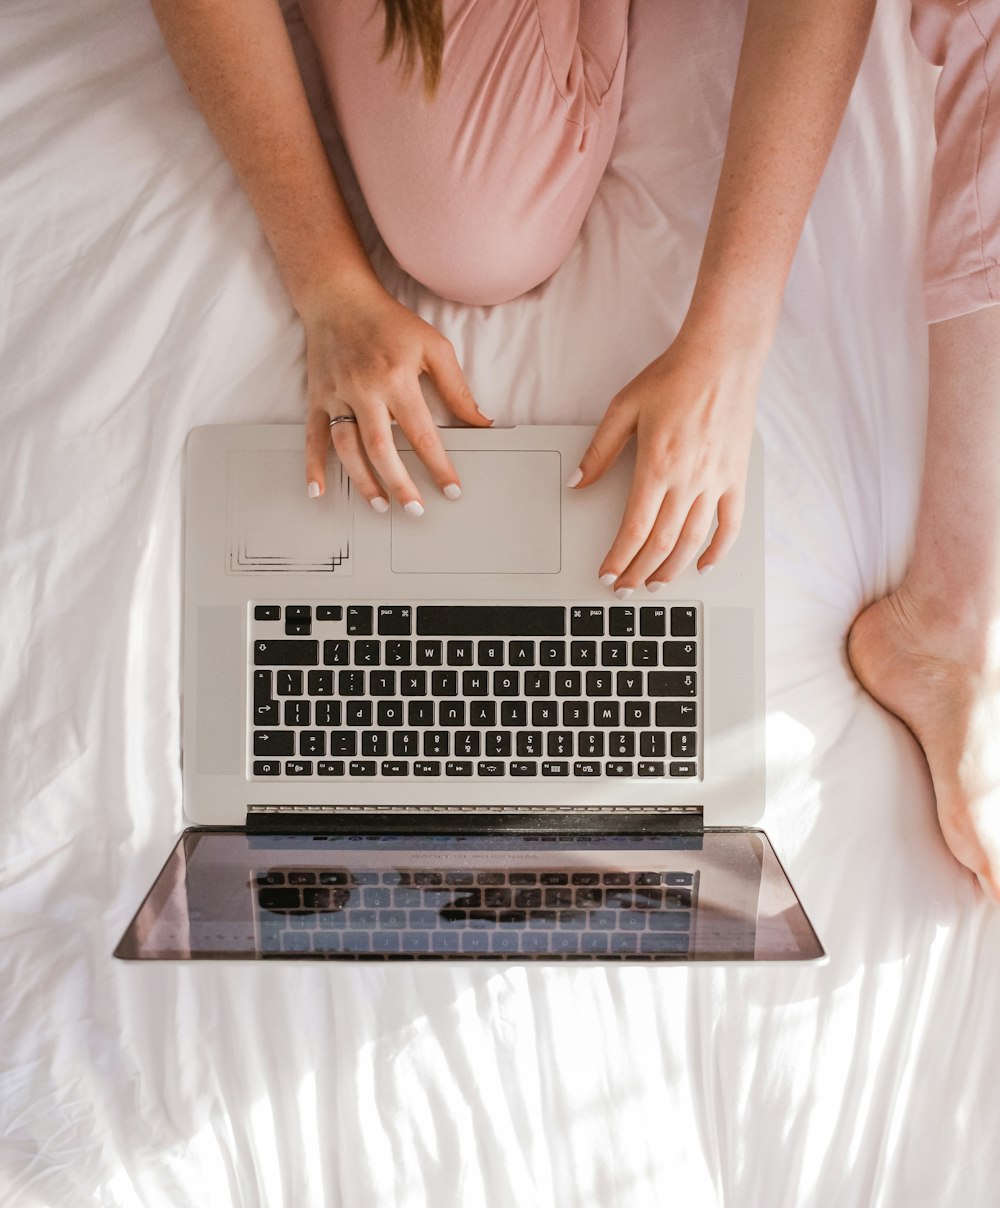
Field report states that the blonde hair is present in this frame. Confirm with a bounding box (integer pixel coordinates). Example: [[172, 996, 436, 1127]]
[[379, 0, 444, 99]]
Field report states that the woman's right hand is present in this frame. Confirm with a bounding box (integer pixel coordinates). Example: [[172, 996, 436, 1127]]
[[302, 276, 492, 513]]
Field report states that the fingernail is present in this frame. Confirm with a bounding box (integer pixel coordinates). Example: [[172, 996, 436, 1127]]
[[479, 411, 495, 423], [403, 501, 424, 518], [699, 564, 715, 576], [599, 572, 616, 586], [565, 468, 583, 489], [370, 496, 389, 513], [614, 587, 634, 600], [646, 581, 666, 593], [307, 481, 321, 499], [443, 483, 461, 500]]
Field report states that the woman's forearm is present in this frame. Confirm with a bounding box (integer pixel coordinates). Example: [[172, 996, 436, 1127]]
[[149, 0, 378, 316], [684, 0, 877, 353]]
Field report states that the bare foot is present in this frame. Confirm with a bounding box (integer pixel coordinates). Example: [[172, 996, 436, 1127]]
[[847, 588, 1000, 900]]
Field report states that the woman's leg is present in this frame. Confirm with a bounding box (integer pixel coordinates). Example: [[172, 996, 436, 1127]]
[[299, 0, 629, 305], [849, 0, 1000, 896]]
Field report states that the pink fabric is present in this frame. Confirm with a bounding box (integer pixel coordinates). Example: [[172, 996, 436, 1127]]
[[299, 0, 629, 305], [910, 0, 1000, 321]]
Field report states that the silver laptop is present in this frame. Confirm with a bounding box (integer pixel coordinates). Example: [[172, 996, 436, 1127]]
[[115, 424, 823, 962]]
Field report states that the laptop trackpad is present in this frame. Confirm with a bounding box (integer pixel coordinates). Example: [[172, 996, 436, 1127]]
[[390, 450, 561, 574]]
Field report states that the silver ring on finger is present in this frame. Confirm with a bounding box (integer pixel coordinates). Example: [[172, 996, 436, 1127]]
[[328, 414, 358, 429]]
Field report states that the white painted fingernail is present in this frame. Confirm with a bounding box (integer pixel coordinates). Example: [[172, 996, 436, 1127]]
[[307, 481, 321, 499], [443, 483, 462, 500], [699, 564, 715, 576], [565, 468, 583, 489], [370, 496, 389, 513], [646, 581, 666, 593], [479, 411, 495, 423], [599, 573, 616, 586], [404, 501, 424, 517], [614, 587, 633, 600]]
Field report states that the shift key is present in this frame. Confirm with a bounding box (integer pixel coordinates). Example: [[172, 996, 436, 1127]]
[[648, 671, 697, 697], [253, 640, 318, 666]]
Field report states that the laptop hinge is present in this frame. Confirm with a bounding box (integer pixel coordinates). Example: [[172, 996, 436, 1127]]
[[245, 805, 704, 837]]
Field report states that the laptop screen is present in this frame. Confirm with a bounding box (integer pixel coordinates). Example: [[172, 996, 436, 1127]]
[[115, 828, 823, 963]]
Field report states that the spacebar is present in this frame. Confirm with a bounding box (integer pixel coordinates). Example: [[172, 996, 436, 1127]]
[[416, 606, 566, 636]]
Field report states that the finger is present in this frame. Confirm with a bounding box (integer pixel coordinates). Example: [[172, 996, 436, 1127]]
[[644, 492, 717, 588], [392, 391, 463, 498], [696, 488, 745, 572], [353, 404, 425, 515], [610, 490, 691, 595], [424, 339, 493, 426], [327, 415, 391, 512], [566, 396, 635, 489], [305, 408, 331, 498], [597, 455, 671, 586]]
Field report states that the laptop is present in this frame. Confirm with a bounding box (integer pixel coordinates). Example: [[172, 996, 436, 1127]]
[[114, 424, 823, 962]]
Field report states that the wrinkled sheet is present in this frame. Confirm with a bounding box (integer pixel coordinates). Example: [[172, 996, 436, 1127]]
[[3, 1, 999, 1205]]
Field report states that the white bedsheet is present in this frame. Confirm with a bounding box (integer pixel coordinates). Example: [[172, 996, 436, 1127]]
[[3, 1, 999, 1205]]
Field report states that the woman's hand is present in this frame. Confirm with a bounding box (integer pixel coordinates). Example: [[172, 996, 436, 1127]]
[[568, 331, 763, 593], [302, 276, 492, 512]]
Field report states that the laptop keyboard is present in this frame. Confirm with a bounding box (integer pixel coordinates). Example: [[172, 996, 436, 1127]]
[[255, 866, 697, 958], [250, 603, 700, 780]]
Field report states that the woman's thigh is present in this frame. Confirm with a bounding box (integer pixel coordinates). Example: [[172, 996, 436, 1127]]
[[300, 0, 629, 304], [910, 0, 1000, 321]]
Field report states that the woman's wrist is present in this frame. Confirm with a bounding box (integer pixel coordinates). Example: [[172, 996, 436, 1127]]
[[679, 276, 780, 367], [292, 260, 386, 326]]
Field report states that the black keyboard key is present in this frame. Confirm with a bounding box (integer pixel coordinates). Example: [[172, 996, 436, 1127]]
[[385, 640, 412, 666], [671, 732, 696, 757], [586, 670, 613, 697], [446, 760, 473, 776], [531, 701, 558, 727], [541, 761, 569, 776], [416, 641, 443, 665], [318, 761, 346, 775], [615, 671, 643, 697], [516, 730, 543, 757], [638, 760, 665, 776], [253, 760, 281, 776], [493, 671, 519, 696], [361, 731, 388, 757], [370, 671, 396, 696], [354, 640, 381, 666], [446, 640, 474, 665], [462, 670, 489, 696], [316, 605, 343, 621], [285, 760, 313, 776], [539, 641, 566, 666], [307, 670, 334, 696], [547, 731, 573, 757], [601, 641, 628, 667], [663, 641, 697, 667], [285, 620, 311, 636], [554, 671, 581, 696], [254, 730, 293, 756], [523, 671, 550, 696], [316, 700, 342, 726], [570, 606, 604, 636], [477, 761, 505, 776], [639, 606, 667, 637], [655, 702, 697, 727], [670, 762, 697, 777], [417, 606, 565, 636], [254, 700, 279, 725], [329, 732, 357, 756], [300, 730, 325, 756], [500, 701, 527, 727], [478, 640, 504, 666], [380, 760, 409, 776], [508, 641, 535, 666], [431, 670, 459, 696], [254, 605, 281, 621], [632, 641, 658, 667], [284, 700, 310, 727], [401, 671, 427, 696], [454, 730, 481, 756], [423, 731, 449, 756], [578, 732, 604, 758], [286, 604, 311, 625], [393, 730, 419, 756], [346, 606, 374, 635], [252, 637, 314, 666], [562, 701, 589, 727], [485, 731, 511, 757], [470, 701, 496, 727], [259, 888, 300, 911], [608, 606, 635, 637], [570, 641, 597, 666], [346, 700, 373, 727], [608, 732, 635, 756], [439, 701, 465, 726], [606, 761, 634, 777], [510, 761, 537, 776], [670, 607, 697, 637], [338, 670, 365, 696], [276, 670, 303, 696], [349, 760, 377, 776], [377, 605, 412, 635], [648, 672, 697, 697], [324, 640, 350, 666], [593, 702, 620, 727], [640, 731, 666, 757]]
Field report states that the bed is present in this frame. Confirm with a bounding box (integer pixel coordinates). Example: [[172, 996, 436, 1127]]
[[4, 1, 1000, 1204]]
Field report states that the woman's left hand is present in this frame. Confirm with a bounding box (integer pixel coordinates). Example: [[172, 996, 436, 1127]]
[[568, 331, 764, 593]]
